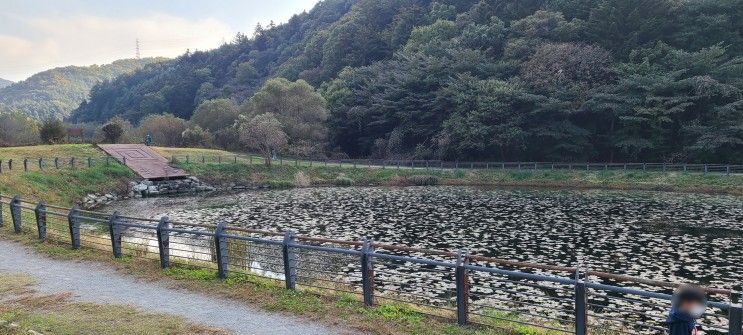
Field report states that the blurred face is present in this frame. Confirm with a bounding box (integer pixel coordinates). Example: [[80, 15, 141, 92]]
[[679, 300, 706, 319]]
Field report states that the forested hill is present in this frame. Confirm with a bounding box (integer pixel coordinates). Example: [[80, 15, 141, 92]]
[[0, 58, 166, 120], [0, 78, 12, 89], [71, 0, 743, 163]]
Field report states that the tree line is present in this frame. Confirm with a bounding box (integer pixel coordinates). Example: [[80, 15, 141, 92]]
[[56, 0, 743, 163]]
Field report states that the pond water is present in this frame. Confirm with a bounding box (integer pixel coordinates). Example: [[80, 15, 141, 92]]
[[107, 186, 743, 332]]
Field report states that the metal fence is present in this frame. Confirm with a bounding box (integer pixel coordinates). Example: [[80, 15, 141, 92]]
[[0, 193, 741, 334], [1, 153, 741, 176], [170, 154, 743, 175]]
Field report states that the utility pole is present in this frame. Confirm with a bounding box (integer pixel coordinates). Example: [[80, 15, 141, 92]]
[[136, 38, 141, 59]]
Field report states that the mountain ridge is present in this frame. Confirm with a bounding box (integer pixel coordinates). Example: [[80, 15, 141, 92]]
[[0, 58, 168, 120], [68, 0, 743, 163]]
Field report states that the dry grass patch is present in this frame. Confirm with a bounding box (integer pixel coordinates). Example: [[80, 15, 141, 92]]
[[0, 272, 226, 335]]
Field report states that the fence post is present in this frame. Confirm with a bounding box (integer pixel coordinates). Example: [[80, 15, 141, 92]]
[[8, 159, 12, 170], [456, 251, 470, 326], [71, 157, 75, 168], [727, 165, 731, 176], [218, 156, 222, 164], [0, 160, 2, 173], [214, 222, 228, 278], [0, 193, 3, 226], [728, 292, 742, 335], [186, 155, 190, 164], [88, 157, 92, 168], [38, 158, 43, 170], [282, 230, 297, 290], [55, 157, 59, 169], [156, 216, 170, 269], [34, 202, 47, 241], [574, 270, 588, 335], [234, 155, 237, 164], [23, 158, 28, 171], [68, 206, 80, 249], [108, 211, 122, 258], [643, 163, 646, 171], [10, 196, 22, 233], [704, 164, 708, 174], [361, 238, 375, 307]]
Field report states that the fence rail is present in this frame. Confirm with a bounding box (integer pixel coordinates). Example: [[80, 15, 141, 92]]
[[0, 193, 740, 334], [1, 153, 741, 176], [169, 154, 743, 175], [0, 156, 127, 173]]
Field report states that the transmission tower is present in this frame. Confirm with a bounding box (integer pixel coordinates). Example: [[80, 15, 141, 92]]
[[136, 39, 141, 59]]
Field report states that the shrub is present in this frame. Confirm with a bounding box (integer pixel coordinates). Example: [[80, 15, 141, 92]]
[[294, 171, 312, 187], [101, 123, 124, 143], [181, 125, 213, 147], [408, 175, 439, 186], [39, 119, 66, 144], [136, 114, 188, 147], [334, 176, 354, 186]]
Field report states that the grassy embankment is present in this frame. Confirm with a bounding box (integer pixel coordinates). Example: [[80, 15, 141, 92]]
[[0, 145, 740, 206], [154, 147, 743, 196], [0, 272, 225, 335], [0, 144, 134, 205]]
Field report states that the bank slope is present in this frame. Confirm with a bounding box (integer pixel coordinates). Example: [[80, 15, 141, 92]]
[[0, 144, 135, 204]]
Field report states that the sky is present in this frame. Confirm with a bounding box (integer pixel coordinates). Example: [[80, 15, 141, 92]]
[[0, 0, 321, 82]]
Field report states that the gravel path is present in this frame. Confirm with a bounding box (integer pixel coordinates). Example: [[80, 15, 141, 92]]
[[0, 239, 349, 335]]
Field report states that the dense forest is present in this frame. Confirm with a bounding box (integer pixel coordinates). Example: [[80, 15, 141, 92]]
[[0, 58, 165, 120], [0, 78, 12, 89], [69, 0, 743, 163]]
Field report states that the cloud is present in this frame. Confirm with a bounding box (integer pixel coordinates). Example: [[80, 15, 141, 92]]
[[0, 14, 234, 81]]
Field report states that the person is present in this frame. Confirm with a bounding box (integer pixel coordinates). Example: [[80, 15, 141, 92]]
[[667, 284, 706, 335]]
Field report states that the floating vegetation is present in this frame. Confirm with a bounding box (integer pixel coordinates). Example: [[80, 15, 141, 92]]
[[108, 186, 743, 333]]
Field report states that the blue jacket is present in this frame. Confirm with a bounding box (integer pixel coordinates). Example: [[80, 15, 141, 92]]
[[667, 308, 696, 335]]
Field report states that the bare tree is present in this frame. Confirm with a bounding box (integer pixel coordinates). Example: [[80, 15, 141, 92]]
[[237, 113, 288, 166]]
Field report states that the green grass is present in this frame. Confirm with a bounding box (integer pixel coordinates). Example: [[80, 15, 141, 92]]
[[2, 145, 740, 204], [171, 159, 743, 195], [0, 144, 135, 205]]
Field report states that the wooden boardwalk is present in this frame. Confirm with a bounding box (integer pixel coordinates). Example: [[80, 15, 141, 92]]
[[98, 144, 188, 180]]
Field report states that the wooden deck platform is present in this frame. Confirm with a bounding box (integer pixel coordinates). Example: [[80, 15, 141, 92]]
[[98, 144, 188, 180]]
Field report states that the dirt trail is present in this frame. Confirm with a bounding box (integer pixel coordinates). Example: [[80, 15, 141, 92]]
[[0, 239, 350, 335]]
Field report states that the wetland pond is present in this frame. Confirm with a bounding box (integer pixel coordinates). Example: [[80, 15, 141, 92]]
[[107, 186, 743, 332]]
